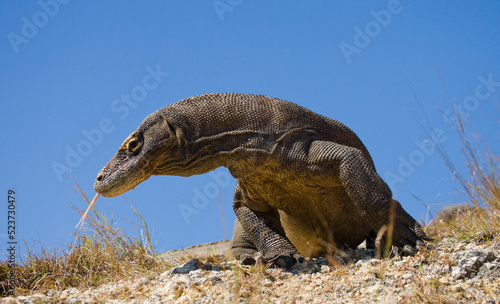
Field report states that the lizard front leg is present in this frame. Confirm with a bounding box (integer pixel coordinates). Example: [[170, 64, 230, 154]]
[[232, 181, 304, 268]]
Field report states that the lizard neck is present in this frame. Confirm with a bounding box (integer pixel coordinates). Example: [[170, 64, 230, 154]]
[[162, 129, 272, 177], [149, 103, 274, 177]]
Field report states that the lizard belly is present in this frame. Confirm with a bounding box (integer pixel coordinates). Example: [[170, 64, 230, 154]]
[[277, 187, 371, 257], [243, 173, 371, 257], [239, 160, 374, 257]]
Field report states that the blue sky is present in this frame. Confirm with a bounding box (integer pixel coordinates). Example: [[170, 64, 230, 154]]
[[1, 1, 499, 259]]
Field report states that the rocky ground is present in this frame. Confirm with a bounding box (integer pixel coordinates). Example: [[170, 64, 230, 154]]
[[2, 237, 500, 304]]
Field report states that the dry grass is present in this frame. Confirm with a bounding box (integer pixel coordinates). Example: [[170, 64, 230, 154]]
[[425, 111, 500, 243], [0, 182, 171, 297], [229, 262, 269, 302]]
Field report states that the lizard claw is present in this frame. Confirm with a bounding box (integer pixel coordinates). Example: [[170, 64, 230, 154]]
[[240, 254, 257, 266], [382, 202, 434, 257], [266, 253, 305, 269], [294, 253, 306, 263], [414, 223, 434, 241], [402, 245, 416, 255], [420, 235, 434, 242]]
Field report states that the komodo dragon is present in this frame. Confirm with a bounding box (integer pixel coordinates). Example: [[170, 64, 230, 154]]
[[94, 93, 431, 268]]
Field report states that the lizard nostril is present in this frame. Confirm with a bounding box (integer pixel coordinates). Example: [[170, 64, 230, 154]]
[[96, 173, 104, 182]]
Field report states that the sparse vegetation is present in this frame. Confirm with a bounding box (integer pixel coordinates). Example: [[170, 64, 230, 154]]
[[1, 105, 499, 303], [0, 182, 170, 297], [426, 111, 500, 243]]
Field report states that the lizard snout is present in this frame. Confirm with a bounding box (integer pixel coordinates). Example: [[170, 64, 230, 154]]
[[94, 169, 109, 195]]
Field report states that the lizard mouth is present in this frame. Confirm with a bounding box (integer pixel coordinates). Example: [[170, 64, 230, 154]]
[[94, 160, 151, 197]]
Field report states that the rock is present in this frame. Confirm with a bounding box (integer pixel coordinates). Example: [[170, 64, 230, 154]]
[[46, 290, 57, 298], [207, 272, 223, 285], [136, 277, 150, 287], [190, 270, 208, 285], [29, 294, 50, 303], [161, 280, 184, 299], [172, 258, 204, 274], [451, 266, 468, 279], [477, 257, 500, 279], [320, 265, 331, 273], [212, 265, 222, 271], [0, 298, 20, 304], [201, 262, 212, 271], [290, 260, 321, 274], [451, 250, 497, 279], [60, 287, 79, 298], [12, 239, 500, 303], [16, 296, 34, 304], [450, 284, 465, 292], [175, 274, 191, 285], [365, 282, 382, 294], [263, 278, 274, 287], [176, 295, 190, 303]]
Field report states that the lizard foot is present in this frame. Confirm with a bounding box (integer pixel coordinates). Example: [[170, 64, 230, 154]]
[[390, 211, 434, 256], [375, 201, 434, 256], [266, 253, 305, 269], [240, 254, 256, 266]]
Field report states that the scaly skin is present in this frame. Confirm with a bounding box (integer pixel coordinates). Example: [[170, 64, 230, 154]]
[[94, 93, 431, 268]]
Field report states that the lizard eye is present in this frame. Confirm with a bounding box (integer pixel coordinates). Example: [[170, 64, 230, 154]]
[[127, 138, 142, 153]]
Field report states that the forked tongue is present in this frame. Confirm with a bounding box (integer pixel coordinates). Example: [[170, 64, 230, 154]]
[[75, 193, 101, 229]]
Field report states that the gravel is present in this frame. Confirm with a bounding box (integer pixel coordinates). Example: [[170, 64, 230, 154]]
[[2, 239, 500, 303]]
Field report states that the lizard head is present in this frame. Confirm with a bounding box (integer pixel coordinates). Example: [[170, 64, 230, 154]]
[[94, 111, 179, 197]]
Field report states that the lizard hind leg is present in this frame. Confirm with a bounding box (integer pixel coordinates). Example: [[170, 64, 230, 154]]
[[308, 141, 432, 254]]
